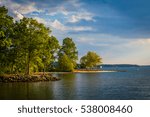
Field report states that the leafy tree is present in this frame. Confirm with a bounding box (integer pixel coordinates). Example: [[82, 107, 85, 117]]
[[59, 37, 78, 68], [13, 17, 51, 75], [49, 36, 60, 59], [0, 6, 14, 74], [58, 53, 74, 72], [48, 36, 60, 71], [41, 36, 60, 73], [80, 51, 102, 69]]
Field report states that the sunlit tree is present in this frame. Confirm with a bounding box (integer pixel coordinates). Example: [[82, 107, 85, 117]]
[[59, 37, 78, 68], [80, 51, 102, 69]]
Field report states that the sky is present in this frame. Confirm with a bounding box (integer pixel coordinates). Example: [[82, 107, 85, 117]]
[[0, 0, 150, 65]]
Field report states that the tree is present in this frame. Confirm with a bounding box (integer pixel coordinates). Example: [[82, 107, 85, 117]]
[[58, 53, 74, 72], [13, 17, 51, 75], [48, 36, 60, 59], [0, 6, 14, 74], [41, 36, 60, 72], [80, 51, 102, 69], [59, 37, 78, 68]]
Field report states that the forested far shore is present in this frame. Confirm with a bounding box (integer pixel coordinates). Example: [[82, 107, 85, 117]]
[[0, 6, 102, 77]]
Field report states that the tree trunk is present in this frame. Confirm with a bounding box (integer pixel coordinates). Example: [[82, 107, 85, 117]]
[[27, 61, 30, 75], [26, 53, 30, 75]]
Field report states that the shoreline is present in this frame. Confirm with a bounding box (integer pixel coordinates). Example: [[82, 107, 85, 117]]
[[0, 70, 124, 82], [50, 69, 121, 74], [73, 70, 117, 73]]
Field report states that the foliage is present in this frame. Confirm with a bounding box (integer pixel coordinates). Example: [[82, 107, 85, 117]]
[[0, 6, 60, 75], [58, 53, 74, 72], [0, 6, 14, 74], [13, 17, 52, 75], [41, 36, 60, 72], [80, 51, 102, 68], [59, 37, 78, 68]]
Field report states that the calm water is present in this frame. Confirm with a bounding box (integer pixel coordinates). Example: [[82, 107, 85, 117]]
[[0, 66, 150, 100]]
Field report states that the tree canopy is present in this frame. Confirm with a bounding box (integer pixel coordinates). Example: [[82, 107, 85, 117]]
[[59, 37, 78, 68], [13, 18, 53, 75], [0, 6, 14, 74], [58, 53, 74, 72], [0, 6, 60, 75], [80, 51, 102, 69]]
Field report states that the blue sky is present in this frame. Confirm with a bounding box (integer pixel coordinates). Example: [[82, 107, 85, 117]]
[[1, 0, 150, 65]]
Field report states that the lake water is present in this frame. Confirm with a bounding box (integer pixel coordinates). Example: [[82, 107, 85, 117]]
[[0, 66, 150, 100]]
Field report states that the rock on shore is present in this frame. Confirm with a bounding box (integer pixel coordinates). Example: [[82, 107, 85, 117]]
[[0, 74, 60, 82]]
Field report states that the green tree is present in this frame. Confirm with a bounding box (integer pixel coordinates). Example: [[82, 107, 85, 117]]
[[13, 17, 51, 75], [80, 51, 102, 69], [59, 37, 78, 68], [58, 53, 74, 72], [48, 36, 60, 71], [49, 36, 60, 60], [41, 36, 60, 73], [0, 6, 14, 74]]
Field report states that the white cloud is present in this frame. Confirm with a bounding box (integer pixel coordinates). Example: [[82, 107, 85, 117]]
[[50, 19, 67, 31], [70, 26, 92, 31], [47, 6, 69, 16], [69, 11, 95, 23], [40, 0, 81, 16], [1, 0, 95, 25], [1, 0, 42, 14], [76, 34, 121, 45], [33, 17, 47, 24], [50, 19, 93, 31], [59, 6, 69, 15], [44, 1, 95, 23], [68, 0, 82, 7], [76, 37, 97, 43], [104, 38, 150, 65], [89, 42, 110, 47], [129, 38, 150, 45], [74, 34, 150, 65], [13, 11, 24, 20], [18, 3, 41, 14]]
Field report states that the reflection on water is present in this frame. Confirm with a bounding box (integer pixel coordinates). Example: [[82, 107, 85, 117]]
[[0, 66, 150, 100]]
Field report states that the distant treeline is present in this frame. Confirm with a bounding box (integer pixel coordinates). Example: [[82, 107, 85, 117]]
[[98, 64, 139, 67]]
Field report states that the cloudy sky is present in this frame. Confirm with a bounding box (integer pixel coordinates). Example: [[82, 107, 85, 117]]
[[0, 0, 150, 65]]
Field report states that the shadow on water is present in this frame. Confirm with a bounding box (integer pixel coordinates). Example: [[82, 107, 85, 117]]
[[0, 82, 55, 100]]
